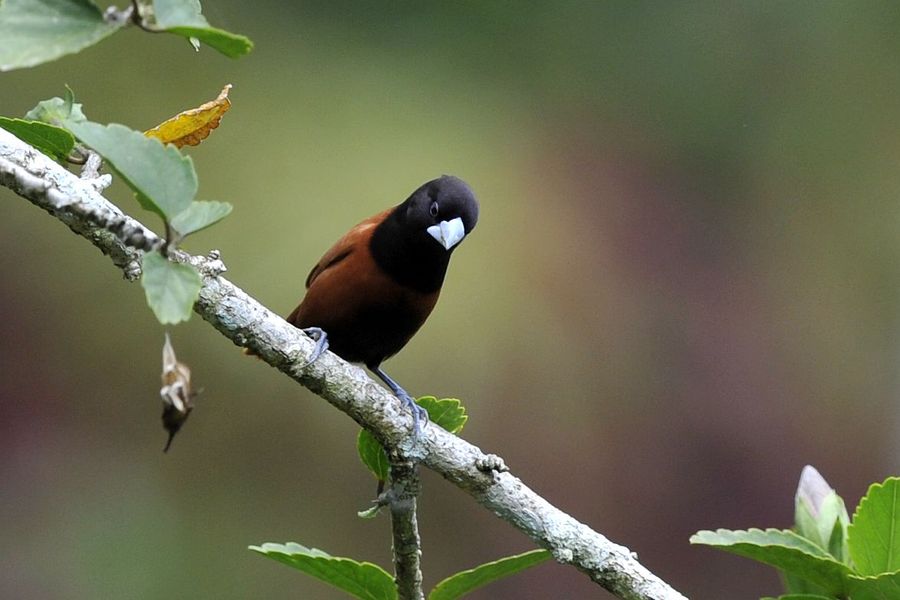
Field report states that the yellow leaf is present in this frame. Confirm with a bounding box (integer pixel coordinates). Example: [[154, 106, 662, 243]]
[[145, 84, 232, 148]]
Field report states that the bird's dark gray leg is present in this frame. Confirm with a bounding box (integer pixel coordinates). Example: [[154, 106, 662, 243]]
[[300, 327, 329, 366], [371, 366, 428, 435]]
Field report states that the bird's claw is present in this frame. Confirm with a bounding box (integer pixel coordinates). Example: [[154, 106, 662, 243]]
[[372, 366, 428, 437], [299, 327, 328, 367], [399, 392, 429, 436]]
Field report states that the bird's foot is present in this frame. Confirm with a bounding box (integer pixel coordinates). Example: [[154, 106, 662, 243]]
[[299, 327, 329, 367], [371, 366, 428, 437], [397, 389, 429, 437]]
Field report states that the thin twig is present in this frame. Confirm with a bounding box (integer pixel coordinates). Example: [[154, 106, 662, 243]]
[[79, 150, 103, 180], [0, 128, 688, 600]]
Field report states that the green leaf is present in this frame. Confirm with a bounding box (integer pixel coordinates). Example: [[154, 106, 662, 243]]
[[429, 549, 551, 600], [152, 0, 210, 28], [250, 542, 396, 600], [0, 0, 124, 71], [690, 528, 851, 596], [0, 118, 74, 162], [165, 25, 253, 57], [170, 200, 232, 237], [141, 253, 201, 324], [63, 120, 197, 219], [153, 0, 253, 57], [357, 428, 389, 482], [782, 571, 833, 597], [24, 92, 87, 125], [848, 571, 900, 600], [848, 477, 900, 576], [417, 396, 467, 434]]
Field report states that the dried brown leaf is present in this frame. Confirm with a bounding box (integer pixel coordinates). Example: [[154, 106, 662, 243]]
[[160, 332, 195, 452]]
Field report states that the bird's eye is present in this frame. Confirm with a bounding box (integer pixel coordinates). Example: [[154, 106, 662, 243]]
[[429, 201, 439, 218]]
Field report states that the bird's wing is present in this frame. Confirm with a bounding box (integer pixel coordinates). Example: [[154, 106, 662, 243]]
[[304, 209, 391, 288]]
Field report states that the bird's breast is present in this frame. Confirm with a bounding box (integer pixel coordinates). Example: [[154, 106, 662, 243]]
[[288, 247, 439, 365]]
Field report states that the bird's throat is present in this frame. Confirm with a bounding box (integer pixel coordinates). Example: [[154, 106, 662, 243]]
[[370, 216, 451, 293]]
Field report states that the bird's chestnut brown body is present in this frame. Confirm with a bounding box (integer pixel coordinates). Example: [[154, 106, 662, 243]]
[[287, 210, 439, 366], [287, 176, 478, 376]]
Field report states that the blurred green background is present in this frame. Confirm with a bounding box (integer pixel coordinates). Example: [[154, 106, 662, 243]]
[[3, 2, 900, 598]]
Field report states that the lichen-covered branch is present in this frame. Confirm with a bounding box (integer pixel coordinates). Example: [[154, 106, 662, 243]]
[[0, 128, 688, 600], [387, 459, 424, 600]]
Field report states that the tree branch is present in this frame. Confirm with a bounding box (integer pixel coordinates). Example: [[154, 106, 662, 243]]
[[387, 459, 424, 600], [0, 128, 688, 600]]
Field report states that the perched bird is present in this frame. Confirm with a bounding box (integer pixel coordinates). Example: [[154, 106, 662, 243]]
[[287, 175, 479, 433]]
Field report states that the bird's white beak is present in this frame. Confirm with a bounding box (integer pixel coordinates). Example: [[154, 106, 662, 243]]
[[427, 217, 466, 250]]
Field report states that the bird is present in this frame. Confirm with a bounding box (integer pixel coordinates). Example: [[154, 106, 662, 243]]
[[286, 175, 479, 434]]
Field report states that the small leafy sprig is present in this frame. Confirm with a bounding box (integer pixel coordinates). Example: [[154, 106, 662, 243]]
[[691, 466, 900, 600], [252, 396, 551, 600], [251, 542, 550, 600], [1, 84, 237, 443], [1, 86, 235, 324]]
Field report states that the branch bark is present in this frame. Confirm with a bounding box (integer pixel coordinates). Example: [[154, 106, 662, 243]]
[[388, 459, 424, 600], [0, 128, 689, 600]]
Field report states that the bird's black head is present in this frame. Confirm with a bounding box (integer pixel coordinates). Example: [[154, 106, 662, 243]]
[[371, 175, 479, 292], [403, 175, 479, 250]]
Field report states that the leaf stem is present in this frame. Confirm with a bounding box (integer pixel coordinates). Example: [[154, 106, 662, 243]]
[[163, 220, 174, 255]]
